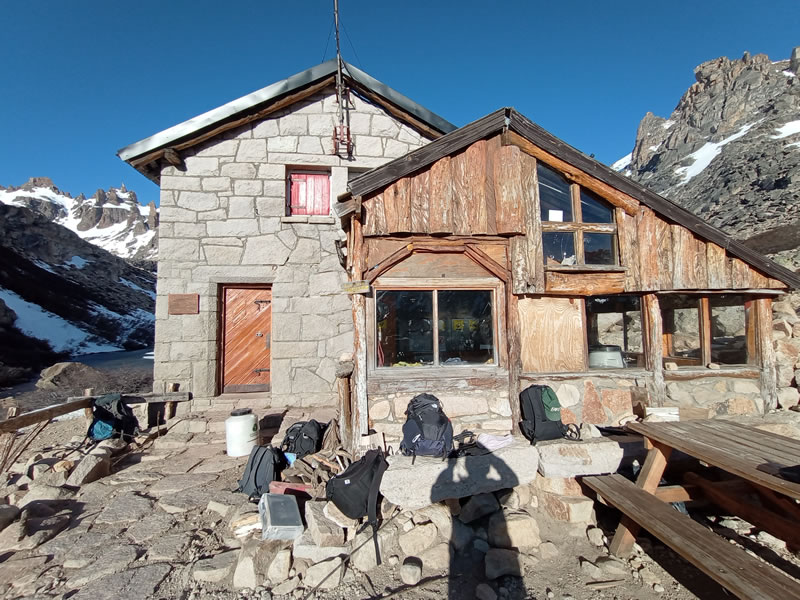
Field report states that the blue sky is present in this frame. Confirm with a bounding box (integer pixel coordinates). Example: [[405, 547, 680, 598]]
[[1, 1, 798, 205]]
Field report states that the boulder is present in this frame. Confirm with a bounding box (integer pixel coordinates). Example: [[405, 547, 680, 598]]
[[487, 512, 541, 550], [459, 493, 500, 524], [323, 501, 358, 529], [400, 557, 422, 585], [381, 441, 539, 510], [303, 556, 345, 590], [306, 501, 345, 547], [539, 492, 595, 523], [485, 548, 523, 579], [192, 550, 237, 583], [476, 583, 497, 600], [537, 439, 624, 478], [66, 452, 111, 486], [0, 504, 20, 532], [267, 548, 292, 584], [293, 530, 347, 563], [418, 542, 451, 573], [19, 484, 75, 509], [399, 522, 437, 556], [35, 362, 104, 390]]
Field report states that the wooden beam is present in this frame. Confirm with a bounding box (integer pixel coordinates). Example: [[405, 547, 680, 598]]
[[642, 293, 665, 406], [501, 131, 638, 216], [755, 297, 777, 412], [364, 244, 413, 283], [545, 271, 625, 296], [699, 297, 712, 366], [334, 196, 362, 218], [464, 244, 509, 283]]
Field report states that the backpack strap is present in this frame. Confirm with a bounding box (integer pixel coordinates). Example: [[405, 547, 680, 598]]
[[365, 451, 388, 566]]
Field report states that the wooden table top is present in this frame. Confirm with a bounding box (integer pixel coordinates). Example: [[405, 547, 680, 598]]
[[627, 420, 800, 500]]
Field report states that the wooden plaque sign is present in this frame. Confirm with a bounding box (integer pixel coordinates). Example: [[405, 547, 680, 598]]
[[168, 293, 199, 315], [342, 280, 371, 295]]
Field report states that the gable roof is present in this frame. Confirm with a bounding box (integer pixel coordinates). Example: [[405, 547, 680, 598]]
[[118, 59, 456, 183], [346, 107, 800, 289]]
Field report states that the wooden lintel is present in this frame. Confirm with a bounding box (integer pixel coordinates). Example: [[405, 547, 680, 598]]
[[334, 196, 362, 219], [501, 131, 638, 216], [365, 244, 413, 283], [464, 244, 509, 282], [663, 368, 759, 381]]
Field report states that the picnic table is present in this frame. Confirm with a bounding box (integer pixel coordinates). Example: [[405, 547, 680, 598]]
[[584, 419, 800, 600]]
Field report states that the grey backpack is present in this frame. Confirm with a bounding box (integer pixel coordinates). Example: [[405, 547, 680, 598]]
[[237, 445, 284, 500]]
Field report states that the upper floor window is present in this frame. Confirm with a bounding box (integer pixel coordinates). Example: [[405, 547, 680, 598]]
[[287, 171, 330, 216], [538, 163, 617, 267]]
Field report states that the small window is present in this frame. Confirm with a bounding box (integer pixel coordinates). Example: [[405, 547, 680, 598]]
[[376, 289, 495, 368], [660, 295, 702, 367], [538, 163, 618, 267], [586, 295, 644, 369], [287, 171, 330, 216], [710, 295, 747, 365]]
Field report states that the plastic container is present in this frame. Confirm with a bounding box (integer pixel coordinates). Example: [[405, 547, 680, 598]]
[[588, 345, 624, 369], [225, 408, 258, 457], [259, 493, 304, 540]]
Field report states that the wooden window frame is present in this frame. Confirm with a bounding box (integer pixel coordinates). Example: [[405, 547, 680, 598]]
[[368, 278, 503, 372], [585, 294, 645, 370], [541, 178, 619, 267], [286, 170, 330, 217]]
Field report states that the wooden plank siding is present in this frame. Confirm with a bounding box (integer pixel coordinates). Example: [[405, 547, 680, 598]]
[[358, 136, 787, 296]]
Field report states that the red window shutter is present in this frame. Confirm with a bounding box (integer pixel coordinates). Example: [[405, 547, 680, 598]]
[[289, 173, 329, 216]]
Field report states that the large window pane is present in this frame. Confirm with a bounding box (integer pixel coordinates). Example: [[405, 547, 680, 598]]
[[538, 163, 573, 222], [580, 189, 614, 223], [661, 295, 702, 366], [376, 291, 433, 367], [584, 233, 616, 265], [438, 290, 494, 365], [586, 295, 643, 368], [710, 295, 747, 364], [543, 232, 576, 265]]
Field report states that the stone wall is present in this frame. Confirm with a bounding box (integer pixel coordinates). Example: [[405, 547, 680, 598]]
[[153, 87, 432, 407], [367, 374, 514, 444]]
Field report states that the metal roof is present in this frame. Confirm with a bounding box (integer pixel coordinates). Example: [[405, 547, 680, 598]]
[[117, 59, 456, 163]]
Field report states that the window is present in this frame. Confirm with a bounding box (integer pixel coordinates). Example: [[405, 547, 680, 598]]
[[586, 295, 644, 369], [710, 295, 747, 365], [660, 295, 702, 366], [287, 171, 330, 216], [538, 163, 617, 266], [376, 289, 495, 368]]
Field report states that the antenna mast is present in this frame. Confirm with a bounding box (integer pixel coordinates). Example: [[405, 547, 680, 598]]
[[332, 0, 352, 157]]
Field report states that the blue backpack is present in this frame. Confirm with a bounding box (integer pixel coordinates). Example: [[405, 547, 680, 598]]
[[399, 394, 453, 462]]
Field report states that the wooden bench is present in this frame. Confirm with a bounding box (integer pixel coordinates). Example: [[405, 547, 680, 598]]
[[583, 473, 800, 600]]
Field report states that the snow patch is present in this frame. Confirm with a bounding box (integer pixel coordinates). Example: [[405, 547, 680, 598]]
[[662, 120, 675, 129], [789, 141, 800, 150], [648, 145, 660, 152], [64, 256, 89, 269], [120, 278, 156, 299], [675, 122, 759, 184], [783, 70, 796, 78], [33, 260, 56, 274], [611, 153, 632, 172], [142, 351, 154, 360], [0, 288, 121, 354], [772, 120, 800, 139]]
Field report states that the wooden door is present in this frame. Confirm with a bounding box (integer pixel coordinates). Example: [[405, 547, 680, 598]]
[[221, 286, 272, 393]]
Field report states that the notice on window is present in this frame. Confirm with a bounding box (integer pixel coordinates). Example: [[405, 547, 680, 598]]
[[548, 209, 564, 222], [452, 319, 465, 331]]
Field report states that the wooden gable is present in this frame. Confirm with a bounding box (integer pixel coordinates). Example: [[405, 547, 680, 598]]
[[358, 133, 787, 296]]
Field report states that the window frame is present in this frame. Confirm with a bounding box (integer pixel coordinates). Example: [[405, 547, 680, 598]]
[[286, 170, 331, 217], [369, 279, 502, 372], [585, 294, 645, 370], [539, 163, 619, 267]]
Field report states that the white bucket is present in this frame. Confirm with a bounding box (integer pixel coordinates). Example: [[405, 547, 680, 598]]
[[225, 408, 258, 457]]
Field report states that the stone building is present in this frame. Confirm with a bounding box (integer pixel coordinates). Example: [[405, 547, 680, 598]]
[[118, 60, 454, 409]]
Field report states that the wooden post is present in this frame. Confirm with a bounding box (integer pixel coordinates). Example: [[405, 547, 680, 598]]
[[507, 285, 522, 434], [350, 215, 369, 454], [755, 297, 777, 413], [642, 294, 665, 407], [699, 297, 712, 366], [167, 383, 180, 419], [84, 388, 95, 423], [609, 440, 672, 556]]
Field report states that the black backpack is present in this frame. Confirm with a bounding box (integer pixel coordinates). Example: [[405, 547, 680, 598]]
[[237, 445, 285, 500], [399, 394, 453, 461], [280, 420, 324, 459], [326, 449, 389, 564], [88, 393, 140, 443], [519, 384, 580, 445]]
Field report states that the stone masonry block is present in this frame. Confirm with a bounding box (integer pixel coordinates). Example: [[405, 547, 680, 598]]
[[159, 206, 198, 223], [201, 177, 231, 192], [183, 156, 219, 175], [257, 163, 285, 180], [227, 197, 255, 219], [381, 441, 539, 510], [539, 492, 595, 524], [177, 191, 219, 211], [537, 439, 624, 478], [273, 313, 301, 341], [241, 235, 291, 265], [278, 114, 307, 135], [172, 223, 207, 238], [354, 135, 383, 157], [161, 176, 202, 191], [195, 139, 239, 157], [234, 180, 263, 196], [159, 238, 200, 261], [267, 136, 298, 153], [236, 139, 267, 161], [298, 136, 323, 154], [203, 245, 244, 266], [220, 162, 257, 178], [308, 113, 335, 136], [371, 115, 400, 137], [206, 220, 260, 238]]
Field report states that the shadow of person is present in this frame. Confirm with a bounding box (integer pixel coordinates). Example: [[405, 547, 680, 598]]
[[432, 450, 525, 600]]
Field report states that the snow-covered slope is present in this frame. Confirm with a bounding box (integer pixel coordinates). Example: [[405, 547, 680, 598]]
[[0, 202, 156, 384], [0, 177, 158, 261]]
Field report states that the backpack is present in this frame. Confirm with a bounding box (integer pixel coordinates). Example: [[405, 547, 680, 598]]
[[87, 393, 139, 443], [399, 394, 453, 461], [519, 384, 580, 445], [325, 449, 389, 565], [280, 420, 324, 459], [237, 445, 285, 500]]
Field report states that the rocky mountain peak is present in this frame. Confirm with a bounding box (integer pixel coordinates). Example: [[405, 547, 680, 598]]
[[619, 46, 800, 252]]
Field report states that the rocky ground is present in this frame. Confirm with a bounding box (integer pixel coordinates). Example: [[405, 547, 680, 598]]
[[2, 406, 800, 600]]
